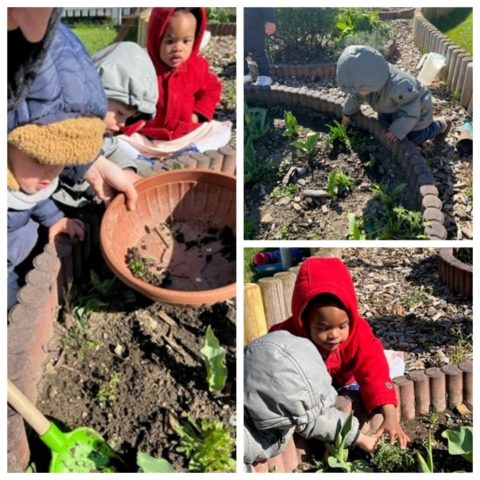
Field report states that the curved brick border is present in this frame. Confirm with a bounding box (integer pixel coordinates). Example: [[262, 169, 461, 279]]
[[413, 9, 472, 114], [271, 39, 397, 80], [7, 149, 236, 472], [251, 361, 473, 472], [245, 85, 447, 239], [438, 248, 473, 298]]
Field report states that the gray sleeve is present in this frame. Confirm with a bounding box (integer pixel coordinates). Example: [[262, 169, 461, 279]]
[[296, 394, 360, 447], [244, 422, 294, 464], [102, 136, 138, 172], [343, 94, 364, 116]]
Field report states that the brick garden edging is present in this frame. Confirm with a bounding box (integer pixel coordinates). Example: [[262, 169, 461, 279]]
[[438, 248, 473, 298], [245, 84, 447, 239], [7, 149, 236, 472], [413, 9, 473, 114]]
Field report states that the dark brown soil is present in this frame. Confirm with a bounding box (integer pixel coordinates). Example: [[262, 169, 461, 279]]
[[297, 410, 472, 473], [126, 220, 236, 291], [245, 106, 419, 240], [453, 248, 472, 265], [34, 290, 236, 472]]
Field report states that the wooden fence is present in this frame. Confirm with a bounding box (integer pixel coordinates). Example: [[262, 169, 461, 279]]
[[413, 9, 472, 114]]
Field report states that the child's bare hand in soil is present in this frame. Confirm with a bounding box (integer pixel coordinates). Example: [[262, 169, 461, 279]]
[[355, 432, 378, 453], [48, 217, 85, 243], [376, 404, 411, 448], [385, 131, 398, 142]]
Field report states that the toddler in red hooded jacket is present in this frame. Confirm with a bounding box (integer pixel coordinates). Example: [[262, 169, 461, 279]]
[[119, 8, 232, 160], [270, 257, 410, 448]]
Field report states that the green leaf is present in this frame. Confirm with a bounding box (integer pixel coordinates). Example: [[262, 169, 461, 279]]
[[441, 426, 473, 462], [137, 452, 176, 473], [200, 325, 228, 392]]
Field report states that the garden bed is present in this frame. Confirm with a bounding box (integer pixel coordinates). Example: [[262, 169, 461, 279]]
[[245, 105, 422, 240], [32, 281, 236, 472]]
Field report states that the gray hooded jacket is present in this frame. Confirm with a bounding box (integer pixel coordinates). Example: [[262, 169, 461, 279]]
[[94, 41, 158, 116], [337, 45, 433, 140], [244, 331, 360, 464]]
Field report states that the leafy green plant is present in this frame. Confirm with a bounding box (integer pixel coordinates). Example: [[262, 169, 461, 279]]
[[370, 438, 415, 472], [316, 413, 372, 472], [206, 7, 236, 23], [245, 103, 269, 141], [325, 120, 357, 151], [283, 110, 299, 138], [89, 270, 118, 300], [373, 183, 406, 209], [175, 418, 236, 472], [327, 170, 353, 198], [404, 285, 433, 309], [278, 225, 289, 239], [291, 132, 320, 156], [448, 324, 473, 364], [441, 426, 473, 463], [244, 139, 258, 184], [417, 432, 434, 472], [97, 373, 121, 404], [363, 153, 377, 170], [335, 8, 389, 44], [347, 213, 366, 240], [200, 325, 227, 392], [271, 183, 299, 198], [137, 452, 176, 472]]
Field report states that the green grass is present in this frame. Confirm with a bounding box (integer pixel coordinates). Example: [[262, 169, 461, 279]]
[[244, 248, 263, 283], [67, 19, 128, 55], [430, 8, 472, 54]]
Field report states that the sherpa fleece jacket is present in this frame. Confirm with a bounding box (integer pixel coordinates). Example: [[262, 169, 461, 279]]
[[270, 257, 397, 414], [337, 45, 433, 140], [123, 7, 222, 140], [244, 331, 360, 464]]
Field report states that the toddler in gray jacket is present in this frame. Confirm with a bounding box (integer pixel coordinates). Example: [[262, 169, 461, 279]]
[[337, 45, 451, 145], [244, 331, 378, 466]]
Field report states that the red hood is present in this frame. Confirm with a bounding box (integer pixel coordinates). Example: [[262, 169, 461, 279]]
[[290, 257, 360, 350], [147, 7, 207, 74]]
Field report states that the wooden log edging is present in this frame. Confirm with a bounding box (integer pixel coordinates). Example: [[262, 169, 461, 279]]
[[413, 9, 472, 113], [438, 248, 473, 298], [245, 85, 447, 239], [270, 39, 397, 81]]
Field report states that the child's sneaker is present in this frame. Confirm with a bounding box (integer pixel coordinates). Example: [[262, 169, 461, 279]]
[[244, 74, 252, 84], [435, 117, 452, 141], [253, 75, 272, 87]]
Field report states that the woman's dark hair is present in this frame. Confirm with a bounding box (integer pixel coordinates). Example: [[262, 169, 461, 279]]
[[302, 293, 347, 322]]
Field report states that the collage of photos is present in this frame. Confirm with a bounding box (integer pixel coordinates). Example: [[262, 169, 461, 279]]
[[5, 4, 473, 476]]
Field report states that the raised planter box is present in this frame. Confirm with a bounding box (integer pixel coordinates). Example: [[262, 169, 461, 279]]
[[245, 85, 447, 240], [7, 148, 236, 472]]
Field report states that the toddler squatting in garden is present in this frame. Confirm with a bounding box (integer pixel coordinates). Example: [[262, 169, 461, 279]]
[[244, 330, 379, 467], [337, 45, 451, 145], [7, 24, 106, 309], [117, 7, 232, 162], [270, 257, 411, 448]]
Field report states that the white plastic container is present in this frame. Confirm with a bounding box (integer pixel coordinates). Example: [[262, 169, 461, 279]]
[[417, 52, 446, 85]]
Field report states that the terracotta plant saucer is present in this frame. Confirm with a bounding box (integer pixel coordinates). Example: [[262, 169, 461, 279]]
[[100, 169, 236, 305]]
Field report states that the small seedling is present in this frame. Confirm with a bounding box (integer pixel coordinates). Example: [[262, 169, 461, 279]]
[[137, 452, 175, 472], [245, 103, 269, 141], [417, 432, 434, 472], [291, 132, 320, 156], [271, 183, 299, 198], [278, 225, 289, 239], [347, 213, 366, 240], [370, 438, 415, 472], [404, 285, 433, 309], [174, 418, 236, 472], [200, 325, 227, 392], [325, 119, 357, 151], [363, 153, 377, 170], [97, 373, 121, 404], [327, 170, 353, 198], [129, 258, 148, 279], [283, 110, 299, 138]]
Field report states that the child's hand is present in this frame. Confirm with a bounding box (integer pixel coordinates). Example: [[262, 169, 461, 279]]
[[191, 113, 199, 123], [342, 115, 351, 126], [377, 405, 411, 448], [355, 432, 378, 453], [265, 22, 276, 36], [385, 131, 398, 142], [48, 218, 85, 243]]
